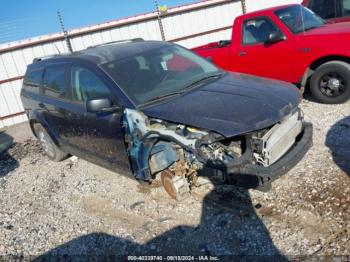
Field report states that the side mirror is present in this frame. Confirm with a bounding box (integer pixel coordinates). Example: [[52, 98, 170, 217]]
[[265, 31, 286, 44], [86, 98, 119, 113], [218, 40, 231, 47]]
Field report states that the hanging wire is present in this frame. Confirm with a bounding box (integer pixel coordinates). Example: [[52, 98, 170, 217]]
[[0, 20, 23, 43]]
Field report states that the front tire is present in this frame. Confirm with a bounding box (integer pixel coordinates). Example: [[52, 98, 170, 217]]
[[310, 61, 350, 104], [33, 123, 68, 162]]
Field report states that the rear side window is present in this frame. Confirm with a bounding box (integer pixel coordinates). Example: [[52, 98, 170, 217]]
[[70, 66, 112, 103], [43, 65, 67, 98], [23, 68, 43, 93]]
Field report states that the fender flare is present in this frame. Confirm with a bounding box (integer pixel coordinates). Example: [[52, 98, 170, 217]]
[[27, 111, 60, 146], [300, 67, 314, 93]]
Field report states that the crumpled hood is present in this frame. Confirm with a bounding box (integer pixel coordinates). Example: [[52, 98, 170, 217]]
[[141, 72, 301, 137]]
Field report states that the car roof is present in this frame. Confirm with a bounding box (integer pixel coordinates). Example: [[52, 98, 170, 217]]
[[237, 3, 300, 19], [27, 40, 172, 69]]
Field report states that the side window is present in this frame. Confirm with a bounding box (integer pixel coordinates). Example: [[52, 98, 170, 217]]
[[243, 17, 281, 45], [23, 68, 43, 93], [309, 0, 337, 19], [43, 65, 67, 98], [70, 66, 112, 103]]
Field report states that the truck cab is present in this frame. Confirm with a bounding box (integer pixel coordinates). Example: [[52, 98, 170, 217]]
[[193, 4, 350, 104]]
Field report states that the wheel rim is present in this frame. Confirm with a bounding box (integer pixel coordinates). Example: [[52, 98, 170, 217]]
[[319, 72, 347, 98], [161, 170, 178, 199], [38, 130, 55, 158]]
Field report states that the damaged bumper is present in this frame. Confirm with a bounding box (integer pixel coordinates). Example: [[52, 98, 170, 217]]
[[225, 122, 313, 189], [123, 108, 313, 198]]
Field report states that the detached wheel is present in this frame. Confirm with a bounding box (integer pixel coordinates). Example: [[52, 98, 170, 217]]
[[310, 61, 350, 104], [161, 170, 190, 201], [33, 123, 68, 162]]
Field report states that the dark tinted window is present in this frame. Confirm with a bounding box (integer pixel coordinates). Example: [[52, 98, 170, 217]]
[[101, 45, 219, 106], [23, 68, 43, 93], [43, 65, 67, 98], [242, 17, 281, 44], [276, 6, 325, 34], [70, 66, 112, 102], [309, 0, 337, 19], [343, 0, 350, 16]]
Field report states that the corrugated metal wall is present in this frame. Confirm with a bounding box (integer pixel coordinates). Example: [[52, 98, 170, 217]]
[[0, 0, 299, 128]]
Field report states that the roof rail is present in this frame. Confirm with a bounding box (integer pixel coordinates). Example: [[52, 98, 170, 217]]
[[87, 38, 144, 49], [32, 54, 68, 63]]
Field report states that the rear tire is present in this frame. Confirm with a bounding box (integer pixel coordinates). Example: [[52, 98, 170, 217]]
[[33, 123, 68, 162], [310, 61, 350, 104]]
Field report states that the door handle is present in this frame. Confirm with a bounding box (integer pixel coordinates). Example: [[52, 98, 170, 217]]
[[239, 51, 247, 56]]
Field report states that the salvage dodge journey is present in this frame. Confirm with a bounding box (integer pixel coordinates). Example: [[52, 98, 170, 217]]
[[20, 40, 313, 200]]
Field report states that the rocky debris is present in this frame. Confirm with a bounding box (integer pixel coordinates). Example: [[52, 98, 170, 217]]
[[0, 99, 349, 259]]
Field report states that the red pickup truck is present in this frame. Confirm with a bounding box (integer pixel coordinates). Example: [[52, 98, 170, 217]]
[[193, 4, 350, 103]]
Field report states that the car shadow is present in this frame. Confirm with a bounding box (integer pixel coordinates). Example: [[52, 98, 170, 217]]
[[325, 115, 350, 176], [0, 131, 18, 177], [34, 169, 288, 261]]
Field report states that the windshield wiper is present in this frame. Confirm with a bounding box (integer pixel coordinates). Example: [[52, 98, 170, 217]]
[[140, 91, 185, 107], [139, 72, 223, 107], [182, 72, 223, 90]]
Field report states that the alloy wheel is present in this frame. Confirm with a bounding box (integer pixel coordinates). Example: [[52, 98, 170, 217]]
[[319, 72, 346, 97], [38, 131, 55, 158]]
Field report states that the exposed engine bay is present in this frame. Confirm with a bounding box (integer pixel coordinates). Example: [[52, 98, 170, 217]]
[[123, 108, 306, 200]]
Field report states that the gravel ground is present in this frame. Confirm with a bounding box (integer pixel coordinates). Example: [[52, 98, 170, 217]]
[[0, 99, 349, 261]]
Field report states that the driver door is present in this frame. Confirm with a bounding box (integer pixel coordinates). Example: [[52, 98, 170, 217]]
[[234, 16, 296, 83], [63, 64, 130, 172]]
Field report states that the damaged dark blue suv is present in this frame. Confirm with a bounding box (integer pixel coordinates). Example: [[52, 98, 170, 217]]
[[21, 39, 313, 200]]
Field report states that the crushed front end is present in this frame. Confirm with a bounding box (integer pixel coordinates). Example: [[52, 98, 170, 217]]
[[123, 108, 312, 200]]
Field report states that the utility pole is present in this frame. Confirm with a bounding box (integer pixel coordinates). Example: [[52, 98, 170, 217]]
[[241, 0, 247, 14], [154, 0, 166, 41], [57, 11, 73, 53]]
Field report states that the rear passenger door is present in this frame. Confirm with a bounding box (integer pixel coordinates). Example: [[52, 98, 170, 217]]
[[21, 67, 44, 113], [65, 64, 130, 172], [40, 63, 71, 148]]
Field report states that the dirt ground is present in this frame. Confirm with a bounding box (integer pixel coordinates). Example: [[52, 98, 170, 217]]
[[0, 98, 349, 261]]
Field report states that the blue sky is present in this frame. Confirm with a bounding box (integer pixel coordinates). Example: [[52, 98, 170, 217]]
[[0, 0, 197, 44]]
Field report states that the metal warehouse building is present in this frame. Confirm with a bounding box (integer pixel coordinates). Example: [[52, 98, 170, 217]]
[[0, 0, 297, 128]]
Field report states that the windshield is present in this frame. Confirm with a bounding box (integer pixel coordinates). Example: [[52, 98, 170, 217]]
[[101, 44, 220, 106], [275, 5, 326, 34]]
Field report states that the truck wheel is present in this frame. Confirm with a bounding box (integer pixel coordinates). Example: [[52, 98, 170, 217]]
[[310, 61, 350, 104], [33, 123, 68, 162]]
